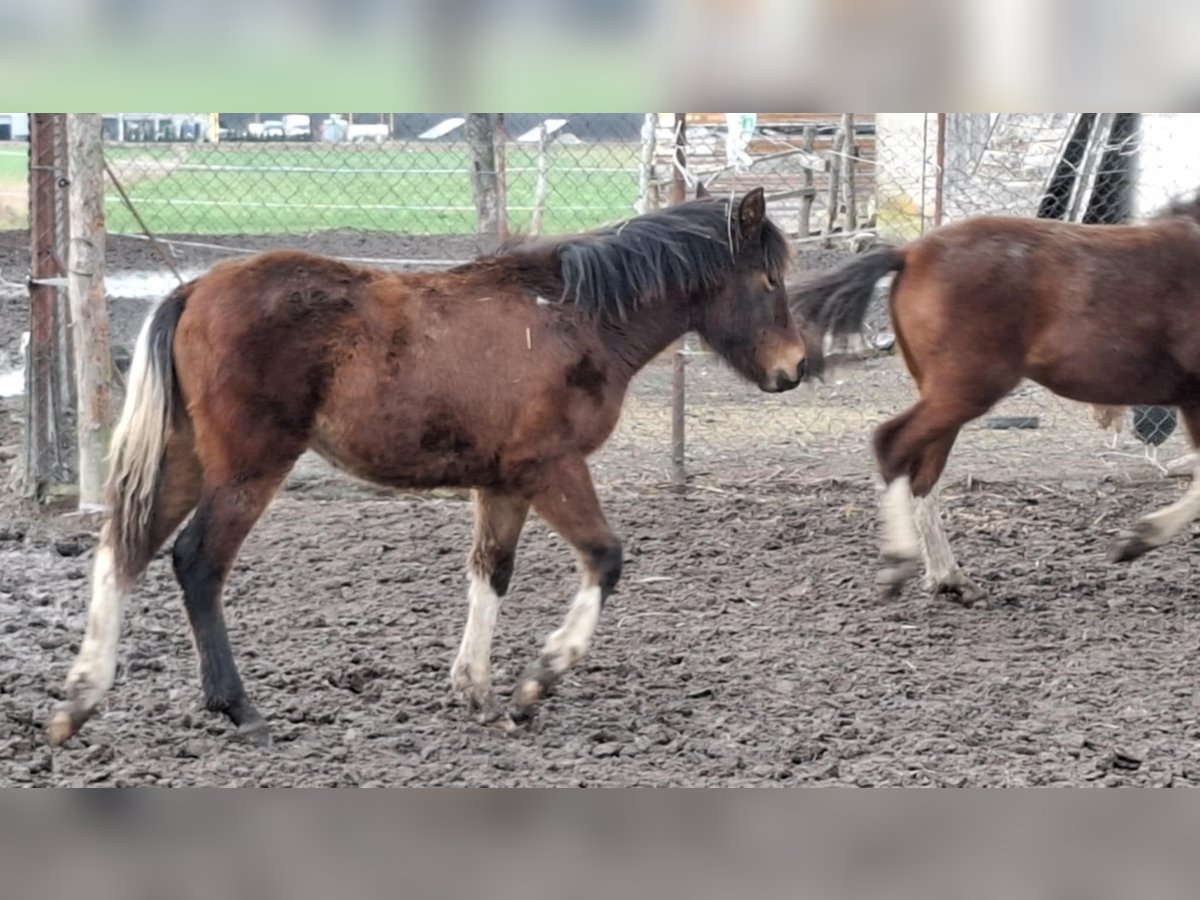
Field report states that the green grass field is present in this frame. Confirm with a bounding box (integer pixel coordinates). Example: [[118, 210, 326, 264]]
[[102, 141, 642, 237], [0, 147, 28, 229]]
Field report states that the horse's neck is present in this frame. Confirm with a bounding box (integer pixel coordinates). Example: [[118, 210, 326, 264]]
[[597, 297, 690, 380]]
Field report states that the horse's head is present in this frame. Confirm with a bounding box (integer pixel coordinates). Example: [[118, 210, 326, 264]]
[[692, 188, 806, 393]]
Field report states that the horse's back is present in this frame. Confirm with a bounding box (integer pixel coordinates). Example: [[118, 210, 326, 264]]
[[168, 249, 626, 491], [915, 214, 1200, 278], [893, 213, 1200, 405]]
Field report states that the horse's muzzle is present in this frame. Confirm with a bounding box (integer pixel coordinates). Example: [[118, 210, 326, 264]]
[[758, 355, 806, 393], [762, 359, 804, 393]]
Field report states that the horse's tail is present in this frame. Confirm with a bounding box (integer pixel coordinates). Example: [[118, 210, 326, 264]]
[[105, 283, 189, 584], [789, 246, 906, 378], [47, 285, 192, 747]]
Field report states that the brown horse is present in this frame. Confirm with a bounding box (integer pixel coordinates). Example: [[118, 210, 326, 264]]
[[47, 188, 805, 746], [793, 196, 1200, 604]]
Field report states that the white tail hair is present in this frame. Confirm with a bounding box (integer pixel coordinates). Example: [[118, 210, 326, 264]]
[[104, 287, 187, 580], [46, 288, 188, 747]]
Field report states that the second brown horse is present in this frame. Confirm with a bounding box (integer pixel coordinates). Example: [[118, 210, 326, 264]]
[[795, 197, 1200, 604]]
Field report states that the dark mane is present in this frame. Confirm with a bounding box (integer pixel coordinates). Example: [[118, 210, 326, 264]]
[[471, 197, 791, 320], [1155, 191, 1200, 224]]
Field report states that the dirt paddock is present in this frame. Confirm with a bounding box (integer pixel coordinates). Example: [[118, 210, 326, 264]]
[[3, 231, 1200, 787], [2, 460, 1200, 787]]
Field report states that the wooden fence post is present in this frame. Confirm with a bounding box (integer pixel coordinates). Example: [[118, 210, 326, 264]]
[[798, 125, 816, 237], [933, 112, 946, 228], [19, 114, 76, 499], [530, 121, 552, 235], [466, 113, 499, 239], [637, 113, 659, 214], [66, 113, 116, 510], [493, 113, 508, 240], [825, 128, 844, 235], [841, 113, 858, 232]]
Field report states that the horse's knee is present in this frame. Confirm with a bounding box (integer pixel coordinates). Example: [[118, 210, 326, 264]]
[[468, 544, 517, 596], [489, 549, 516, 596], [585, 537, 623, 598]]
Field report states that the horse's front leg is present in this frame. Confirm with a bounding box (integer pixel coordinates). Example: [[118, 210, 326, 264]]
[[511, 457, 622, 721], [451, 490, 529, 724]]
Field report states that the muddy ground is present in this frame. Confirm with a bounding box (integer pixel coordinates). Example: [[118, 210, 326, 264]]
[[3, 474, 1200, 787], [3, 229, 1200, 787]]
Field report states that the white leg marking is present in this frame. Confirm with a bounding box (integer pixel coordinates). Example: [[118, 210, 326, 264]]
[[450, 574, 500, 698], [65, 546, 126, 707], [541, 585, 602, 674], [915, 492, 958, 584], [1134, 462, 1200, 546], [914, 491, 983, 602], [881, 476, 919, 560]]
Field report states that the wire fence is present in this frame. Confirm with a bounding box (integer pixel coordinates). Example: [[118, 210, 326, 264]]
[[4, 113, 1199, 496], [642, 112, 1198, 492], [98, 114, 645, 240]]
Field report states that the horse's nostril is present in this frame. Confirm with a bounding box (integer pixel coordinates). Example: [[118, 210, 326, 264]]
[[770, 368, 802, 392]]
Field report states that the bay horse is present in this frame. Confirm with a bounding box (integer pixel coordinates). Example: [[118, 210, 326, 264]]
[[792, 196, 1200, 604], [47, 188, 805, 746]]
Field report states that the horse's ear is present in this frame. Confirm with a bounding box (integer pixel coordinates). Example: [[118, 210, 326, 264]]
[[737, 187, 766, 238], [695, 181, 712, 200]]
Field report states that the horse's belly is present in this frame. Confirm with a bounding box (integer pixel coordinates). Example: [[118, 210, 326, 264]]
[[308, 410, 506, 489], [1030, 355, 1185, 406]]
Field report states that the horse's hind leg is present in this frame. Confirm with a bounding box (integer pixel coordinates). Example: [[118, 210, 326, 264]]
[[450, 489, 529, 724], [511, 457, 622, 721], [872, 404, 928, 598], [1112, 404, 1200, 562], [48, 428, 202, 745], [873, 393, 998, 600], [172, 468, 292, 743], [914, 488, 986, 607]]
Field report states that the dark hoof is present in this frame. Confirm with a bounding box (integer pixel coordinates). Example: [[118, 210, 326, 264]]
[[231, 718, 272, 747], [1110, 523, 1159, 563], [471, 696, 517, 730], [875, 555, 918, 601], [481, 712, 523, 734], [510, 665, 559, 723], [511, 679, 543, 721], [931, 575, 987, 609], [46, 703, 92, 747]]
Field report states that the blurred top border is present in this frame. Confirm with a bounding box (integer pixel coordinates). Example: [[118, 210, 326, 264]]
[[3, 0, 1199, 109]]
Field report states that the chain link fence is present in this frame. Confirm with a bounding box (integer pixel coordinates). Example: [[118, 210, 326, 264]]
[[602, 113, 1198, 490], [99, 113, 644, 242], [3, 113, 1198, 495]]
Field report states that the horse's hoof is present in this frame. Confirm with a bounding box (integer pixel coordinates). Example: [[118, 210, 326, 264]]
[[481, 712, 523, 734], [511, 667, 557, 722], [1110, 523, 1159, 563], [875, 556, 918, 601], [930, 574, 987, 608], [470, 696, 512, 728], [46, 705, 86, 747], [511, 678, 543, 717], [232, 718, 272, 747]]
